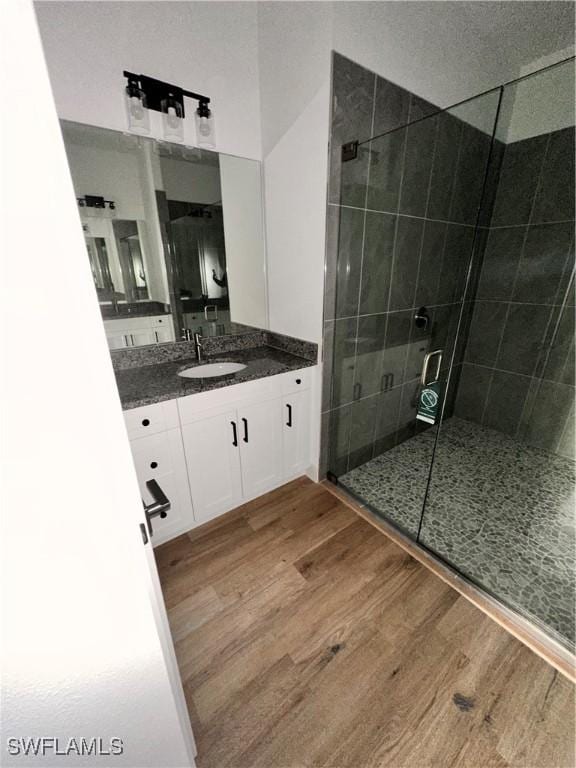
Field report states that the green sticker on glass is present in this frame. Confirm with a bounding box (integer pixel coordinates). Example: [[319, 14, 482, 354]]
[[417, 380, 442, 425]]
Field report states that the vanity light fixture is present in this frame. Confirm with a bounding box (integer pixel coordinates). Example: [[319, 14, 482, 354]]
[[122, 71, 215, 146]]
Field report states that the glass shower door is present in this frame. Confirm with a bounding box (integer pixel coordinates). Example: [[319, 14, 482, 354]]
[[327, 88, 502, 537], [418, 60, 576, 650]]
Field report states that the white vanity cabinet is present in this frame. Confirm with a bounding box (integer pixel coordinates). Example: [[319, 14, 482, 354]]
[[124, 367, 314, 544], [104, 315, 175, 349], [124, 400, 195, 546]]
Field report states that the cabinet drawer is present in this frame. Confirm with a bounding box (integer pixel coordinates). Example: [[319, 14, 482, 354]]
[[150, 315, 171, 327], [129, 431, 173, 476], [123, 399, 179, 439], [280, 368, 311, 395]]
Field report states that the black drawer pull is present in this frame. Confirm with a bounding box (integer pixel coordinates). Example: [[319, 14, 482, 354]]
[[296, 378, 302, 384], [286, 403, 293, 427], [242, 417, 249, 443], [150, 461, 158, 469], [142, 418, 150, 426], [231, 420, 238, 447]]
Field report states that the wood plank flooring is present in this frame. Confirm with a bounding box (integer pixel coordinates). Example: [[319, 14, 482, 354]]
[[156, 477, 575, 768]]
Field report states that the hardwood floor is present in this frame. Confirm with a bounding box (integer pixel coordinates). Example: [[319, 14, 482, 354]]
[[156, 477, 575, 768]]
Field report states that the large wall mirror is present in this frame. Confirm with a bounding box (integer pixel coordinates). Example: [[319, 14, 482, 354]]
[[61, 121, 268, 349]]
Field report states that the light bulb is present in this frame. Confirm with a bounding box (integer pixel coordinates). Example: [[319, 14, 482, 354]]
[[195, 102, 216, 148], [161, 93, 184, 142]]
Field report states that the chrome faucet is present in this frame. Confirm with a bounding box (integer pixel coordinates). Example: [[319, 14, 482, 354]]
[[194, 332, 203, 362]]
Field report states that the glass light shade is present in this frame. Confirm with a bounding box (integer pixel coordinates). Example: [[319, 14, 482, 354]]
[[161, 93, 184, 142], [195, 108, 216, 148], [124, 86, 150, 134]]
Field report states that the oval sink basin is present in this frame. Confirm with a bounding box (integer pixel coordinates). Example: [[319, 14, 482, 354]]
[[178, 362, 247, 379]]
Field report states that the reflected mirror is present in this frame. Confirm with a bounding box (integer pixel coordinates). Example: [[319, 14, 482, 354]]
[[61, 121, 267, 348]]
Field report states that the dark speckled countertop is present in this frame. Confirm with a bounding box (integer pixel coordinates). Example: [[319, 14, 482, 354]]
[[116, 345, 315, 410]]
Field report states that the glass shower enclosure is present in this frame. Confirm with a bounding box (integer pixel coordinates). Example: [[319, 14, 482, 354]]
[[325, 58, 575, 652]]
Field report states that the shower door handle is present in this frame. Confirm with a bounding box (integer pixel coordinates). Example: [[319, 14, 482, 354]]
[[421, 349, 443, 386]]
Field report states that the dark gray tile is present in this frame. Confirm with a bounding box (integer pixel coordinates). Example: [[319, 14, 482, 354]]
[[429, 303, 461, 361], [372, 76, 410, 137], [338, 144, 371, 208], [513, 222, 574, 305], [327, 405, 352, 477], [398, 115, 436, 217], [319, 411, 330, 479], [450, 123, 492, 225], [465, 300, 508, 367], [491, 134, 548, 226], [427, 112, 461, 221], [322, 321, 334, 412], [478, 139, 505, 227], [483, 370, 531, 437], [373, 385, 402, 456], [414, 220, 447, 307], [532, 127, 575, 224], [396, 378, 421, 442], [497, 304, 553, 376], [519, 379, 575, 453], [405, 313, 431, 384], [366, 129, 406, 213], [348, 396, 379, 470], [329, 53, 375, 204], [355, 314, 387, 398], [381, 310, 413, 388], [331, 317, 357, 408], [437, 224, 474, 305], [408, 93, 438, 122], [476, 226, 526, 301], [557, 401, 575, 460], [389, 216, 424, 310], [359, 211, 396, 315], [327, 205, 365, 319], [541, 304, 575, 386], [454, 363, 492, 424]]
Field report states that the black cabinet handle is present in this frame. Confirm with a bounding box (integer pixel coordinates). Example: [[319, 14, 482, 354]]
[[286, 403, 293, 427], [231, 420, 238, 447], [242, 417, 249, 443]]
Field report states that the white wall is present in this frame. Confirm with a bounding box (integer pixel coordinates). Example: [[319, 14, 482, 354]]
[[34, 1, 262, 159], [258, 2, 332, 345], [1, 2, 194, 764], [503, 50, 575, 143]]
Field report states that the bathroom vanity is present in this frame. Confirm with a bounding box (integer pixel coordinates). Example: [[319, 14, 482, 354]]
[[115, 336, 317, 545]]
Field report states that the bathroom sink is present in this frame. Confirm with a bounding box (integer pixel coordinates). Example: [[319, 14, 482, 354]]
[[178, 362, 247, 379]]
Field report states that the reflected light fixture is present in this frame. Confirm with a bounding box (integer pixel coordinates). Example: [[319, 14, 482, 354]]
[[195, 100, 216, 148], [123, 71, 215, 147], [124, 75, 150, 134]]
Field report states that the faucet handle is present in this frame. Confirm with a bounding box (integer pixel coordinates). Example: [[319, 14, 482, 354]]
[[181, 328, 192, 341]]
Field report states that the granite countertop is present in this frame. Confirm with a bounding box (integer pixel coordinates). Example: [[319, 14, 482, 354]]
[[115, 345, 315, 410]]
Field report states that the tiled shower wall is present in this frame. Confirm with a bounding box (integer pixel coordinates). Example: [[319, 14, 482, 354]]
[[320, 52, 496, 477], [455, 126, 575, 458]]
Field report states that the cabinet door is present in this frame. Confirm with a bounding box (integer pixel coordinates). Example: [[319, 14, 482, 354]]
[[181, 410, 243, 524], [130, 429, 195, 546], [153, 326, 175, 344], [282, 391, 310, 480], [238, 399, 283, 501], [106, 333, 129, 350]]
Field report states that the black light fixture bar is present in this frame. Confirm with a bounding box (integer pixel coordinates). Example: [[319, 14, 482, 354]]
[[77, 195, 115, 210], [123, 71, 210, 118]]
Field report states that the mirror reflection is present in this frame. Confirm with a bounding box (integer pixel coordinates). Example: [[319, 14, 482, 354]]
[[61, 121, 267, 348]]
